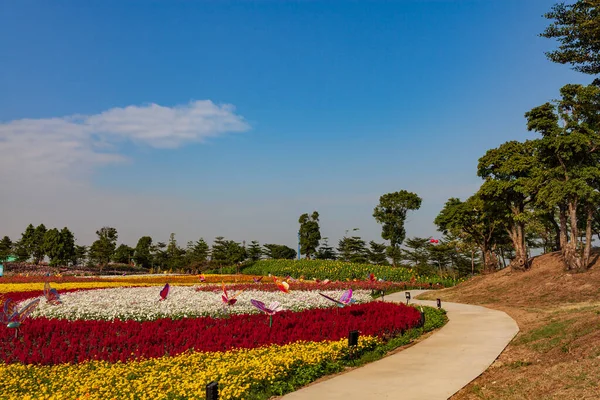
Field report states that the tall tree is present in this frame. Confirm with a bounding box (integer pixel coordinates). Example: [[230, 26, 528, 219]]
[[211, 236, 229, 264], [401, 237, 431, 272], [0, 236, 13, 261], [15, 224, 36, 262], [73, 245, 88, 266], [88, 227, 118, 270], [133, 236, 153, 268], [373, 190, 422, 266], [43, 228, 62, 266], [247, 240, 263, 262], [298, 212, 321, 259], [541, 0, 600, 77], [32, 224, 47, 264], [477, 140, 540, 270], [525, 83, 600, 271]]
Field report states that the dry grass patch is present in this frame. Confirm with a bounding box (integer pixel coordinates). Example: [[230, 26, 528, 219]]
[[418, 253, 600, 399]]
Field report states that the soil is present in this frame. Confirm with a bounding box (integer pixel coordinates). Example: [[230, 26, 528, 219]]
[[418, 252, 600, 399]]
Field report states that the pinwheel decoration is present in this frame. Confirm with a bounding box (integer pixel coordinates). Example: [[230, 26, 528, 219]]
[[253, 276, 264, 284], [250, 299, 282, 327], [159, 283, 170, 301], [43, 281, 62, 305], [221, 283, 244, 306], [1, 298, 40, 337], [272, 277, 290, 293], [319, 289, 355, 308], [198, 274, 206, 283]]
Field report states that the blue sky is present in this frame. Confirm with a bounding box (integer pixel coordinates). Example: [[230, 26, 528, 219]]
[[0, 0, 592, 250]]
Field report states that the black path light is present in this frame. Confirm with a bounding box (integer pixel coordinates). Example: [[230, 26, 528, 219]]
[[405, 291, 411, 305], [206, 381, 219, 400], [348, 330, 359, 347], [380, 290, 385, 302], [436, 298, 442, 309], [419, 307, 426, 328]]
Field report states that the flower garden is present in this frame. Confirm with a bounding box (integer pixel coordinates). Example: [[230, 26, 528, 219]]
[[0, 274, 447, 399]]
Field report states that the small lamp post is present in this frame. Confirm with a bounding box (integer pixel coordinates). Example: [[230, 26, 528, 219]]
[[436, 298, 442, 309], [405, 291, 411, 305], [348, 330, 359, 347], [206, 381, 219, 400]]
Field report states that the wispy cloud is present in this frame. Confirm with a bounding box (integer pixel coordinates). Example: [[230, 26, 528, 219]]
[[0, 100, 249, 185]]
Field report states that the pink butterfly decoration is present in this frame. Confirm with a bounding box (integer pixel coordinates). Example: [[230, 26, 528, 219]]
[[221, 283, 244, 306], [250, 299, 282, 327], [253, 276, 263, 284], [319, 289, 355, 307], [1, 298, 40, 337], [159, 283, 170, 301]]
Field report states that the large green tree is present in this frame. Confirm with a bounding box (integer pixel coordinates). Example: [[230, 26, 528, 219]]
[[88, 227, 118, 270], [373, 190, 422, 266], [337, 235, 369, 263], [367, 241, 388, 265], [43, 227, 76, 267], [477, 140, 540, 270], [263, 244, 297, 260], [32, 224, 48, 264], [298, 212, 321, 259], [15, 224, 36, 262], [247, 240, 263, 262], [133, 236, 153, 268], [0, 236, 13, 261], [186, 238, 211, 269], [435, 196, 503, 273], [113, 244, 134, 264], [525, 83, 600, 271], [316, 238, 337, 260], [541, 0, 600, 76]]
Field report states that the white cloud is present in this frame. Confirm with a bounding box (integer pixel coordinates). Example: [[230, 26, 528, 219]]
[[0, 100, 249, 185]]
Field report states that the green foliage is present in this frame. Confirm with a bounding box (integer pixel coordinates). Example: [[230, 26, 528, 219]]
[[185, 238, 210, 268], [133, 236, 153, 268], [337, 234, 368, 263], [263, 243, 296, 260], [247, 240, 263, 261], [43, 227, 76, 267], [113, 244, 134, 264], [298, 211, 321, 259], [0, 236, 13, 261], [367, 241, 388, 265], [88, 227, 118, 269], [373, 190, 422, 266], [210, 236, 229, 264], [315, 237, 337, 260], [541, 0, 600, 76], [32, 224, 47, 264], [243, 259, 459, 286], [15, 224, 36, 262]]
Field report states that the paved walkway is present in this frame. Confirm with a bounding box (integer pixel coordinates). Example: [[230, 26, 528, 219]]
[[282, 290, 519, 400]]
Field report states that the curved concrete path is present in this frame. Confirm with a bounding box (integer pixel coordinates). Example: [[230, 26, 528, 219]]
[[281, 290, 519, 400]]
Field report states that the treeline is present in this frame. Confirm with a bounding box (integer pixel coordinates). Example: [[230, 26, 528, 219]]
[[434, 0, 600, 273]]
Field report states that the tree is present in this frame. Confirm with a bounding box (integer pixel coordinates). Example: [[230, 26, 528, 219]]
[[367, 241, 388, 265], [88, 227, 118, 270], [32, 224, 47, 264], [337, 235, 369, 263], [247, 240, 263, 262], [73, 245, 88, 266], [263, 244, 297, 260], [43, 228, 62, 266], [211, 236, 229, 264], [166, 233, 186, 270], [15, 224, 36, 262], [0, 236, 13, 261], [373, 190, 422, 266], [186, 238, 210, 269], [401, 237, 431, 273], [477, 140, 540, 270], [525, 83, 600, 271], [133, 236, 153, 268], [435, 196, 503, 273], [541, 0, 600, 77], [113, 244, 134, 264], [316, 238, 337, 260], [226, 241, 247, 265], [298, 212, 321, 259]]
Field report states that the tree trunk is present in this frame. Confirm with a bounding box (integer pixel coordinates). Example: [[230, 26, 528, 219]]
[[481, 244, 498, 274], [509, 222, 529, 271], [471, 250, 474, 276], [582, 205, 594, 269], [558, 205, 568, 250], [562, 200, 584, 271]]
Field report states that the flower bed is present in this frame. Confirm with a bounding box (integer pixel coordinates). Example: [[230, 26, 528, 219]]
[[243, 259, 462, 286], [0, 302, 420, 365], [0, 336, 380, 400], [30, 286, 374, 321]]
